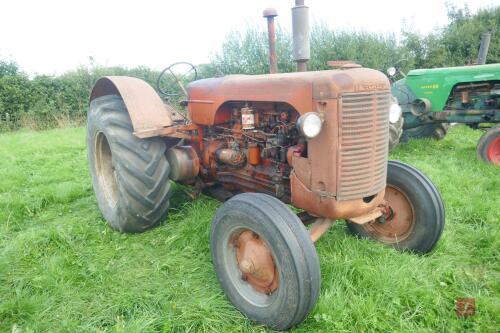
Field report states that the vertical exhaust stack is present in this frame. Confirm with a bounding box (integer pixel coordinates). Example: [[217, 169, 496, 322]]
[[477, 32, 491, 65], [292, 0, 310, 72], [263, 8, 278, 74]]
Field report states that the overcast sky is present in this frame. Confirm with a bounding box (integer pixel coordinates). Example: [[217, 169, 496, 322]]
[[1, 0, 497, 75]]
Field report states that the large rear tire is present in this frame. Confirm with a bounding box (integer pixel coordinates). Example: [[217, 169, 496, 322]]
[[210, 193, 320, 330], [476, 125, 500, 166], [347, 160, 445, 253], [87, 95, 172, 233]]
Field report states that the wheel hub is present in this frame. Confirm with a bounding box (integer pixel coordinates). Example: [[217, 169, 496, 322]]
[[363, 186, 415, 244], [234, 230, 278, 294], [94, 131, 118, 205], [487, 136, 500, 166]]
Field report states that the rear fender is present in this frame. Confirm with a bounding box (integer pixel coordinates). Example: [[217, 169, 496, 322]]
[[90, 76, 173, 138]]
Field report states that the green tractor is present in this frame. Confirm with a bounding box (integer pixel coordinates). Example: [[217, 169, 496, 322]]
[[387, 35, 500, 165]]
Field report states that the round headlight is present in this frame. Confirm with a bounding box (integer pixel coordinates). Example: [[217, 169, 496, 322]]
[[387, 67, 397, 77], [389, 102, 402, 124], [297, 112, 323, 139]]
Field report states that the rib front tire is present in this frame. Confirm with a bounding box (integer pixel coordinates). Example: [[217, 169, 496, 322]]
[[347, 160, 445, 253], [210, 193, 320, 330]]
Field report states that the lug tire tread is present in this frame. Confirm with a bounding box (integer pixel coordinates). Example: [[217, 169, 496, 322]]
[[87, 95, 172, 233]]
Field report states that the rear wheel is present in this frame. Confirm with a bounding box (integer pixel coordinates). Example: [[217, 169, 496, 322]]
[[210, 193, 320, 330], [476, 125, 500, 166], [402, 123, 449, 141], [87, 95, 173, 232], [347, 160, 445, 253]]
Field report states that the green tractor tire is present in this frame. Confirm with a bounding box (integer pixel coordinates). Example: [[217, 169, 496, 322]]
[[401, 123, 449, 142]]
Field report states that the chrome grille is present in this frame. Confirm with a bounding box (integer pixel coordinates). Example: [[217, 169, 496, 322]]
[[337, 91, 391, 201]]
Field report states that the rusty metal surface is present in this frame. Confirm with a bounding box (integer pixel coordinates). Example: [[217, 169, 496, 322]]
[[165, 146, 200, 182], [360, 185, 416, 243], [291, 172, 385, 219], [337, 91, 391, 201], [263, 8, 278, 74], [216, 148, 247, 168], [348, 206, 384, 224], [309, 218, 334, 242], [234, 230, 278, 294], [137, 122, 199, 140], [90, 76, 173, 137], [187, 68, 390, 220], [327, 60, 362, 69], [187, 68, 388, 126], [248, 143, 261, 165]]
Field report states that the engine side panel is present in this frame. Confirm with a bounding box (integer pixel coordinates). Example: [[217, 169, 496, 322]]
[[187, 74, 313, 125], [189, 68, 391, 220]]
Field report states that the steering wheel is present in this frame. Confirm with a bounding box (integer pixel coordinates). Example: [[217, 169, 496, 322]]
[[387, 58, 409, 81], [156, 62, 198, 98]]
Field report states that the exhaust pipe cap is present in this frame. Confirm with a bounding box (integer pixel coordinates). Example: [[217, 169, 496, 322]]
[[263, 7, 278, 17]]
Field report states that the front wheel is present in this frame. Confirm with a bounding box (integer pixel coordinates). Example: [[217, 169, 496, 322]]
[[347, 160, 445, 253], [210, 193, 320, 330], [388, 116, 404, 151], [476, 125, 500, 166]]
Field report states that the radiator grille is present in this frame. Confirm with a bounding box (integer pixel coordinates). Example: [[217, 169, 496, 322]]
[[337, 91, 391, 201]]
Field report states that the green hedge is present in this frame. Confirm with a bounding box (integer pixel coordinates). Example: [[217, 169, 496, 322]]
[[0, 5, 498, 131]]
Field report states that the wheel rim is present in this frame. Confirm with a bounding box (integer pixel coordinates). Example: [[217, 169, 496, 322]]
[[487, 136, 500, 166], [234, 230, 279, 294], [362, 185, 415, 244], [94, 132, 118, 205], [224, 228, 279, 306]]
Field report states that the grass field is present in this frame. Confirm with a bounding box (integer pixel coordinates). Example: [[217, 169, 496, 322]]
[[0, 125, 498, 332]]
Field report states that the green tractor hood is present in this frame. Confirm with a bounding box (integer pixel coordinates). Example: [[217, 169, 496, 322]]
[[402, 64, 500, 111]]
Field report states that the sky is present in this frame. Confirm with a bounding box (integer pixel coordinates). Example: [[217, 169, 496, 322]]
[[1, 0, 498, 75]]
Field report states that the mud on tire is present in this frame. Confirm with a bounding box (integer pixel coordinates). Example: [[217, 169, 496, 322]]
[[87, 95, 172, 233]]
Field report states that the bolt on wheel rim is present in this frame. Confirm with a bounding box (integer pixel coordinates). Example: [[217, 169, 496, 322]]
[[487, 137, 500, 166], [362, 185, 415, 244]]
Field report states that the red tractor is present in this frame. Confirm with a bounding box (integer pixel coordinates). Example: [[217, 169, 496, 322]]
[[86, 2, 444, 329]]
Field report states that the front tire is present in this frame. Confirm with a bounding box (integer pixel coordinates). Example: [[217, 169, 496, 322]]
[[347, 160, 445, 253], [401, 123, 449, 141], [87, 95, 172, 233], [210, 193, 320, 330], [389, 116, 404, 151], [476, 125, 500, 166]]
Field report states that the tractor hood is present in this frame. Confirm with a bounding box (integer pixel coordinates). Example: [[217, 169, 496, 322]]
[[408, 63, 500, 78], [186, 68, 389, 125], [402, 63, 500, 111]]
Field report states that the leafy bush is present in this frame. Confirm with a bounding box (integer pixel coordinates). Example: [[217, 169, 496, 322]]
[[0, 5, 498, 131], [0, 62, 163, 131]]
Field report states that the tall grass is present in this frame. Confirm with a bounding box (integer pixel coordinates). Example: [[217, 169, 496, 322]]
[[0, 125, 498, 332]]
